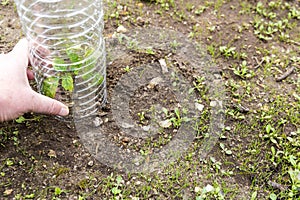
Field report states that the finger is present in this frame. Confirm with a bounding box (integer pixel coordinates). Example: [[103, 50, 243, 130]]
[[27, 69, 35, 80], [29, 91, 69, 116], [11, 38, 29, 67]]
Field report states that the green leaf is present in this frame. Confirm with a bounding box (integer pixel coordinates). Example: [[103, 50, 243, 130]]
[[53, 58, 66, 71], [226, 150, 233, 155], [66, 49, 80, 63], [162, 107, 168, 116], [116, 175, 123, 184], [95, 74, 104, 85], [250, 191, 257, 200], [270, 193, 277, 200], [15, 116, 26, 123], [24, 193, 35, 199], [270, 137, 278, 145], [84, 48, 94, 57], [42, 77, 59, 98], [66, 48, 83, 71], [174, 108, 180, 118], [266, 124, 272, 134], [54, 187, 62, 196], [111, 187, 121, 195], [62, 74, 74, 92], [220, 143, 225, 150]]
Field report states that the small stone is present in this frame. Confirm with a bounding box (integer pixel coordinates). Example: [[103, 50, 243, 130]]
[[122, 137, 130, 143], [117, 25, 128, 33], [204, 184, 214, 192], [142, 125, 150, 131], [104, 118, 109, 123], [135, 181, 141, 185], [195, 103, 204, 112], [48, 149, 57, 158], [159, 58, 168, 74], [148, 77, 163, 89], [93, 117, 103, 127], [210, 101, 217, 107], [121, 122, 134, 129], [194, 186, 201, 193], [136, 16, 145, 25], [159, 120, 172, 128], [87, 160, 94, 167]]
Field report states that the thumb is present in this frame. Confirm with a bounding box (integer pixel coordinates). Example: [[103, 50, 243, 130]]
[[29, 91, 69, 116], [10, 38, 29, 67]]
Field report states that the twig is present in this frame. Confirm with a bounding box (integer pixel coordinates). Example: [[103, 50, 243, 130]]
[[268, 180, 287, 191], [253, 56, 264, 69], [275, 66, 295, 82]]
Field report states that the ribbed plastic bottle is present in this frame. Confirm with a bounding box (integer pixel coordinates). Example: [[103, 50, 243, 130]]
[[14, 0, 106, 120]]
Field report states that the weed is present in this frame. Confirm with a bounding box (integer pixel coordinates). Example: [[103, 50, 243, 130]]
[[1, 0, 9, 6], [232, 60, 255, 79], [162, 107, 189, 128], [219, 45, 236, 58], [123, 65, 131, 73]]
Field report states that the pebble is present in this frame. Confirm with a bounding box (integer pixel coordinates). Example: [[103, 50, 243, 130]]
[[117, 25, 128, 33], [48, 149, 57, 158], [122, 137, 130, 143], [135, 181, 141, 185], [87, 160, 94, 167], [93, 117, 103, 127], [159, 58, 168, 74], [121, 122, 134, 128], [136, 16, 145, 25], [195, 102, 204, 112], [194, 186, 201, 193], [159, 120, 172, 128], [148, 77, 163, 89], [142, 125, 151, 131]]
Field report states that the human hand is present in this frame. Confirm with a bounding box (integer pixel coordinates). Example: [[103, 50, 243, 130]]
[[0, 38, 69, 122]]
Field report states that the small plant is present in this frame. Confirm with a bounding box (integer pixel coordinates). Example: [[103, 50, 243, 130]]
[[195, 183, 225, 200], [1, 0, 9, 6], [195, 6, 207, 15], [170, 40, 181, 51], [137, 112, 146, 123], [41, 45, 104, 101], [232, 60, 255, 79], [123, 65, 131, 72], [162, 107, 190, 128], [111, 175, 124, 197], [219, 45, 236, 58], [288, 168, 300, 198], [219, 143, 232, 155], [145, 48, 155, 55]]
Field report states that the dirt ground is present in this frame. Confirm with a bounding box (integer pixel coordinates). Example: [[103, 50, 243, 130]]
[[0, 0, 299, 199]]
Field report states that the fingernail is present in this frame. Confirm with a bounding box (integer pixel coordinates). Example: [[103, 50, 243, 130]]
[[59, 106, 69, 116]]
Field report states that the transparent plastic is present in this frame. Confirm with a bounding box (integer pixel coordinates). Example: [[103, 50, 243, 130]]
[[14, 0, 106, 120]]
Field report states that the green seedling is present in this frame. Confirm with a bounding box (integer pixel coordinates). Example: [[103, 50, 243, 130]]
[[41, 46, 104, 99], [1, 0, 9, 6], [145, 48, 155, 55], [162, 107, 190, 128], [123, 65, 131, 73], [219, 143, 233, 155], [232, 60, 255, 79], [137, 112, 145, 123], [111, 175, 124, 196], [219, 45, 236, 58]]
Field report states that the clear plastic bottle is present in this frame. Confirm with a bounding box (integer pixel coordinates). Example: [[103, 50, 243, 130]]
[[14, 0, 106, 120]]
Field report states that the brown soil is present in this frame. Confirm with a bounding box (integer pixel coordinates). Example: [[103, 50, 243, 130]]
[[0, 0, 299, 199]]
